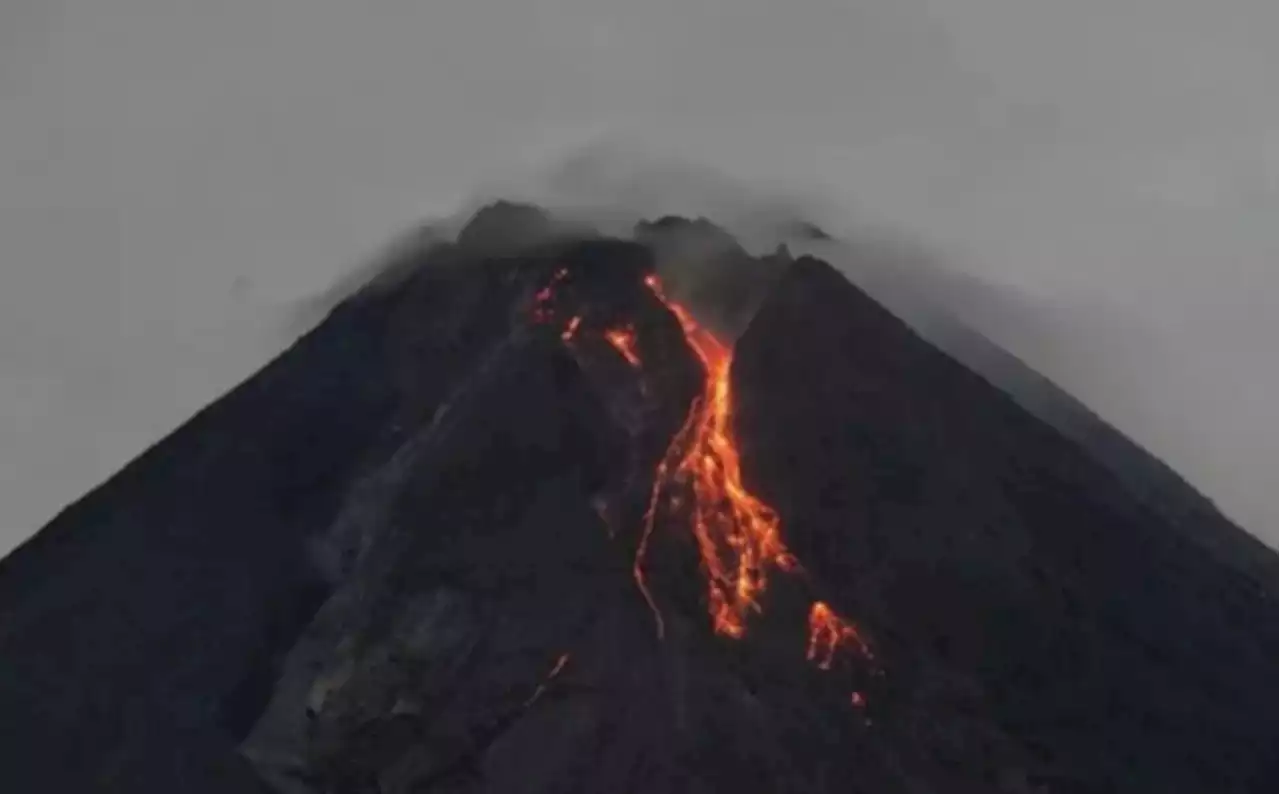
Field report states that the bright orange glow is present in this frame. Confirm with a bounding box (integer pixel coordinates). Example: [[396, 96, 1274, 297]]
[[531, 269, 875, 701], [603, 326, 643, 368], [638, 274, 799, 639], [806, 601, 871, 670], [642, 276, 872, 688]]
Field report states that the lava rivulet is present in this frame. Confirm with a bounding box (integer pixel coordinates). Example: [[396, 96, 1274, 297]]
[[523, 653, 572, 708], [806, 601, 872, 670]]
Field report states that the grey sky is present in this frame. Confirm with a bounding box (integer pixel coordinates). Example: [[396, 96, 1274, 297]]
[[0, 0, 1274, 554]]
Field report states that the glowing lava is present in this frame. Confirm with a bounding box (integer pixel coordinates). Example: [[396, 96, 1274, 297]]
[[637, 273, 800, 640], [530, 267, 874, 696], [603, 326, 643, 368], [532, 266, 569, 324], [560, 315, 582, 343], [806, 601, 872, 670]]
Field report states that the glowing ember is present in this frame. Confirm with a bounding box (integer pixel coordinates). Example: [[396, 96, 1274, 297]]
[[603, 326, 643, 368], [532, 267, 569, 323], [806, 601, 871, 670], [523, 652, 571, 708], [560, 315, 582, 342]]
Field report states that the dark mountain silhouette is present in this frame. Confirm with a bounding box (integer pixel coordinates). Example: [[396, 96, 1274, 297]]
[[796, 234, 1269, 580], [0, 203, 1273, 794]]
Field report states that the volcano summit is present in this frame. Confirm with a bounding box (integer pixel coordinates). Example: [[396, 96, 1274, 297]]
[[0, 203, 1273, 793]]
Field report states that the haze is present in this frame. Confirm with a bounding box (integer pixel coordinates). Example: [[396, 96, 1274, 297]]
[[0, 0, 1274, 554]]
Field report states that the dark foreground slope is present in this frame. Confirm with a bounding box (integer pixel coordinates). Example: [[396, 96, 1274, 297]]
[[807, 239, 1271, 582], [0, 205, 1273, 793], [732, 258, 1277, 791]]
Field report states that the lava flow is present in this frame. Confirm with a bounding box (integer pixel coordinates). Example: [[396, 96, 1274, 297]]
[[638, 274, 873, 681], [636, 273, 798, 641], [531, 267, 874, 692]]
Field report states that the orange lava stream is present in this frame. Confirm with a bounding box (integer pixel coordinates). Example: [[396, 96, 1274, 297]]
[[638, 274, 803, 640], [531, 268, 873, 696]]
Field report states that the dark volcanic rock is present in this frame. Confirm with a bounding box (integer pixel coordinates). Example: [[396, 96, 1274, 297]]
[[0, 287, 403, 792], [635, 214, 788, 338], [0, 203, 1273, 794], [733, 256, 1277, 792]]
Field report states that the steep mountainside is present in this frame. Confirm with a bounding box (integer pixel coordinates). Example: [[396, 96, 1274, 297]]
[[0, 204, 1273, 793]]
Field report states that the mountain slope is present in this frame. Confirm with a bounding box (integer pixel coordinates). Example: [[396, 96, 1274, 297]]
[[0, 205, 1272, 793], [734, 255, 1275, 791]]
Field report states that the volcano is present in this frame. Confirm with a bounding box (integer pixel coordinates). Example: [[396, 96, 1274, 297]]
[[0, 203, 1273, 794]]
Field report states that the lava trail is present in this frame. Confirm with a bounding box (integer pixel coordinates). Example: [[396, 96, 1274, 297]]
[[531, 266, 874, 690], [637, 273, 798, 640]]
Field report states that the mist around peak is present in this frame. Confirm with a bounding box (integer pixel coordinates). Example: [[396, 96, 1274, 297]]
[[285, 142, 1271, 546]]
